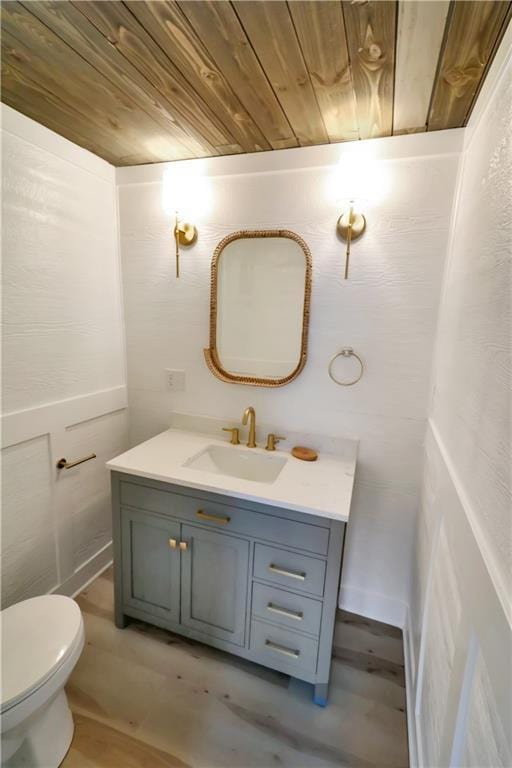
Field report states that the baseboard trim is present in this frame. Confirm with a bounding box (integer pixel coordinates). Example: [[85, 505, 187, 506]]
[[339, 584, 407, 629], [403, 605, 420, 768], [52, 542, 113, 599]]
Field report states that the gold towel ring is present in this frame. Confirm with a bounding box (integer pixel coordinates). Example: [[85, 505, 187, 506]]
[[328, 348, 364, 386]]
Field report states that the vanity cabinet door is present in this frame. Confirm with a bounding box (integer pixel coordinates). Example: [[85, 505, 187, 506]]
[[180, 525, 249, 647], [121, 508, 181, 624]]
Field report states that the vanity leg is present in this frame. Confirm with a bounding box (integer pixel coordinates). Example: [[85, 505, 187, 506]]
[[313, 683, 329, 707], [115, 608, 129, 629], [111, 475, 128, 630]]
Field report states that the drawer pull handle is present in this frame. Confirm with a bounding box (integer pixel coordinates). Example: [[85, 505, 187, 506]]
[[265, 639, 300, 659], [196, 510, 231, 525], [268, 564, 306, 581], [169, 538, 177, 549], [179, 541, 189, 551], [267, 603, 303, 621]]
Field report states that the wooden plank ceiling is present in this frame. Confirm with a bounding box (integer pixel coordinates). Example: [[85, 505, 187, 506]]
[[1, 1, 511, 166]]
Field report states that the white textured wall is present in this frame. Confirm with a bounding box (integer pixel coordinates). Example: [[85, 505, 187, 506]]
[[117, 131, 462, 625], [1, 105, 128, 607], [408, 34, 512, 768], [431, 64, 512, 610]]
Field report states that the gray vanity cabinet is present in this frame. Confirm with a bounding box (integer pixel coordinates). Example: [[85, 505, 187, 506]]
[[112, 472, 346, 706], [121, 508, 181, 624], [121, 512, 249, 645], [180, 525, 249, 646]]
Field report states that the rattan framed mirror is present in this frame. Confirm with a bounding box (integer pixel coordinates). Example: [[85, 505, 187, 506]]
[[204, 230, 312, 387]]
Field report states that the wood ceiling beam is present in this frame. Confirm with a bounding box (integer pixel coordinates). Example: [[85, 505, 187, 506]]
[[341, 0, 397, 140], [178, 0, 298, 151], [1, 0, 510, 165], [124, 0, 270, 154], [232, 0, 329, 147], [393, 0, 449, 134], [23, 0, 219, 158], [1, 58, 123, 165], [428, 1, 512, 132], [72, 0, 241, 155], [288, 0, 359, 143], [1, 2, 197, 164]]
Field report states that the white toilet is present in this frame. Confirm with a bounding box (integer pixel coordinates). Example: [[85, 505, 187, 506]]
[[1, 595, 84, 767]]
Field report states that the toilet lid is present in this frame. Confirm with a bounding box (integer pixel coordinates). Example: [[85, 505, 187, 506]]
[[1, 595, 83, 712]]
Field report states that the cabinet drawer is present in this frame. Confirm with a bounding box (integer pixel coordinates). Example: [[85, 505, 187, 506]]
[[253, 544, 326, 597], [119, 481, 329, 555], [250, 620, 318, 676], [252, 583, 322, 637]]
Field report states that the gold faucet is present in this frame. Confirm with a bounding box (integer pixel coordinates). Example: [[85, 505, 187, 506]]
[[265, 433, 286, 452], [242, 406, 257, 448], [222, 426, 240, 445]]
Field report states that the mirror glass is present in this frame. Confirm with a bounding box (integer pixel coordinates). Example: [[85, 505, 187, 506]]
[[204, 231, 311, 387]]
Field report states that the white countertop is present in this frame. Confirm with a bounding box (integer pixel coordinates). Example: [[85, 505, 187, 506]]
[[107, 428, 357, 523]]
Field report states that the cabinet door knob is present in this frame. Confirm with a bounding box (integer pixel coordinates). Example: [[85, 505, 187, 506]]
[[179, 541, 188, 551], [169, 538, 177, 549]]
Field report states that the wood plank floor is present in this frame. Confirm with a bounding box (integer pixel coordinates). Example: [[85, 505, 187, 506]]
[[62, 568, 409, 768]]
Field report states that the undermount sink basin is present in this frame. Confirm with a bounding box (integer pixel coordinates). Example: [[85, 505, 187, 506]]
[[183, 444, 287, 484]]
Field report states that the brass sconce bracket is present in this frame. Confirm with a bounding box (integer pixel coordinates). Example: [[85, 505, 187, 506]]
[[337, 208, 366, 280], [174, 216, 197, 278]]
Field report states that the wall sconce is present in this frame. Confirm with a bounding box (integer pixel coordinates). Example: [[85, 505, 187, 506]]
[[337, 203, 366, 280], [173, 215, 197, 279], [163, 162, 210, 279], [327, 144, 389, 280]]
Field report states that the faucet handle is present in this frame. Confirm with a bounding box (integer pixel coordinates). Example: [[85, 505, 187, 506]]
[[222, 427, 240, 445], [265, 433, 286, 452]]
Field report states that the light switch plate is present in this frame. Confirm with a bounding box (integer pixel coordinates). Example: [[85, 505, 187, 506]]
[[165, 369, 186, 392]]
